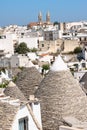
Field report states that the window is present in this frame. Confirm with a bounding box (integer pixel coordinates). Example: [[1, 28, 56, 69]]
[[37, 40, 39, 43], [79, 38, 81, 41], [42, 44, 44, 47], [19, 117, 28, 130], [84, 37, 86, 41], [82, 63, 86, 68]]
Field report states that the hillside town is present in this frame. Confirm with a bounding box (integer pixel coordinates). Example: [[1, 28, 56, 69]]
[[1, 12, 87, 130]]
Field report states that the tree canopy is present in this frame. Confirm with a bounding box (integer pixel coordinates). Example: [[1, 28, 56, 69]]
[[73, 47, 82, 54], [53, 21, 59, 26], [15, 42, 30, 54]]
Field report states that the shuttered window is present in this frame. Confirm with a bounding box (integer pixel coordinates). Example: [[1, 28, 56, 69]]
[[19, 117, 28, 130]]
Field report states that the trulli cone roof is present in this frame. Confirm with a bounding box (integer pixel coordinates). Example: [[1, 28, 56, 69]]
[[35, 55, 87, 130], [4, 81, 27, 102], [15, 67, 43, 100], [0, 101, 18, 130]]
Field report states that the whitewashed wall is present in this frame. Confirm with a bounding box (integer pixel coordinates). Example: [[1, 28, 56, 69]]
[[18, 37, 38, 49], [10, 55, 31, 67], [32, 103, 42, 127], [66, 22, 83, 30], [0, 34, 14, 54], [10, 55, 19, 67], [18, 55, 29, 67], [12, 105, 39, 130]]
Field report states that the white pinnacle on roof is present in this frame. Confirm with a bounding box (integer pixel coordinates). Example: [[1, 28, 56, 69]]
[[8, 81, 16, 87], [50, 55, 68, 71]]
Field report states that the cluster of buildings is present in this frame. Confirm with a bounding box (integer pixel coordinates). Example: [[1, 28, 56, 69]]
[[1, 12, 87, 130], [0, 12, 87, 56]]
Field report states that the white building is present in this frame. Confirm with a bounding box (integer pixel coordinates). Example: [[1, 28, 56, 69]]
[[10, 54, 32, 67], [12, 101, 42, 130], [18, 36, 43, 49], [66, 21, 84, 30], [18, 37, 38, 49], [0, 34, 14, 54], [0, 95, 42, 130], [27, 52, 38, 61], [74, 70, 87, 81], [0, 25, 44, 55]]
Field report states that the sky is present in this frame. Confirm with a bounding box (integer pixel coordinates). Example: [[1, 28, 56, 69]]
[[0, 0, 87, 26]]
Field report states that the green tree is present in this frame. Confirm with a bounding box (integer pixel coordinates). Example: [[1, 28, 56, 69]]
[[74, 47, 82, 54], [15, 42, 30, 54]]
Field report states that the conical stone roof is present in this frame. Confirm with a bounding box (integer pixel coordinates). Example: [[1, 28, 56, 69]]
[[15, 67, 43, 100], [35, 55, 87, 130], [4, 81, 27, 103], [11, 67, 22, 77], [0, 101, 18, 130]]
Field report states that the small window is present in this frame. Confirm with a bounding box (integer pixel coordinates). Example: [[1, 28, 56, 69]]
[[19, 117, 28, 130], [37, 40, 39, 43], [34, 102, 38, 105], [82, 63, 86, 68], [42, 44, 44, 47], [84, 37, 86, 41], [79, 38, 81, 41]]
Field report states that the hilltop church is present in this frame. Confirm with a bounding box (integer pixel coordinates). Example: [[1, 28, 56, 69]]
[[28, 11, 53, 29]]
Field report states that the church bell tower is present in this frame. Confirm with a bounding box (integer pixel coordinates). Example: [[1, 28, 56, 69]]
[[46, 11, 50, 24], [38, 11, 42, 23]]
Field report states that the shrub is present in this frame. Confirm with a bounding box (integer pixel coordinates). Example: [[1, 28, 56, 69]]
[[0, 81, 9, 88], [42, 64, 50, 70]]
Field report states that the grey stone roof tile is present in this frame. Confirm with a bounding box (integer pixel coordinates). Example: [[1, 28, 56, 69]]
[[4, 81, 27, 103], [15, 67, 43, 99], [0, 101, 18, 130], [35, 70, 87, 130]]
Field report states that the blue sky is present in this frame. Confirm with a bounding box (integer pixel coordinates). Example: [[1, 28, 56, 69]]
[[0, 0, 87, 26]]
